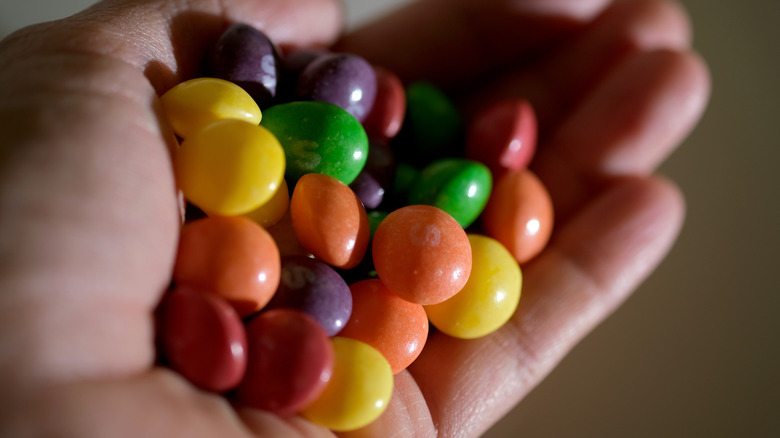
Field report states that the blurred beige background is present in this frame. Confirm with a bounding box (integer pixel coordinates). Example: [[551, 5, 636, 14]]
[[2, 0, 777, 436]]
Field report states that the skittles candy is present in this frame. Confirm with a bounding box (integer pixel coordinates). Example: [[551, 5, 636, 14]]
[[154, 21, 556, 433]]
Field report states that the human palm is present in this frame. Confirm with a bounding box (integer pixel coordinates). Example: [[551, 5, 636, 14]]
[[0, 0, 708, 437]]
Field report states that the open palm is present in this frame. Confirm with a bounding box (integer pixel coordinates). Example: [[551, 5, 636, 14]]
[[0, 0, 708, 437]]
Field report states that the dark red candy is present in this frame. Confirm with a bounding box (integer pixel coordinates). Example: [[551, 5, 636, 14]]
[[466, 98, 538, 176], [210, 23, 280, 108], [362, 66, 406, 141], [235, 309, 334, 415], [296, 53, 377, 122], [158, 286, 247, 393], [267, 256, 353, 336]]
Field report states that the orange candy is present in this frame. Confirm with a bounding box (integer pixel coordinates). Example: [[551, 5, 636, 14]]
[[481, 169, 554, 264], [173, 216, 280, 317], [290, 173, 369, 269], [339, 279, 428, 374], [265, 211, 311, 258], [372, 205, 471, 305]]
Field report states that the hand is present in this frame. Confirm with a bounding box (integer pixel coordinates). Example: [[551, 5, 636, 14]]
[[0, 0, 709, 437]]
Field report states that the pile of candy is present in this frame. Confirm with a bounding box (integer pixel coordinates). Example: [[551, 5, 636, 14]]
[[155, 23, 554, 432]]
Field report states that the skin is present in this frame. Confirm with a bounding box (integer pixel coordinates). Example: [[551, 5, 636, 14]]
[[0, 0, 709, 436]]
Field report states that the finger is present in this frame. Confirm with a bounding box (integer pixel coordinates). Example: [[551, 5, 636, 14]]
[[465, 0, 693, 130], [8, 369, 333, 438], [240, 409, 335, 438], [336, 0, 611, 86], [0, 0, 339, 396], [532, 49, 710, 220], [406, 176, 685, 437], [1, 0, 342, 92], [335, 371, 435, 438]]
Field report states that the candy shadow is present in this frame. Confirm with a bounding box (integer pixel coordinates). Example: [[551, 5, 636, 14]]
[[143, 11, 235, 96]]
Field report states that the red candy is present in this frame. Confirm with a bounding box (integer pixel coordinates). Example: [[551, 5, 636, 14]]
[[372, 205, 472, 305], [290, 173, 369, 269], [466, 98, 537, 177], [361, 66, 406, 141], [235, 309, 333, 415], [158, 286, 247, 392], [339, 279, 428, 374], [173, 216, 280, 317], [481, 169, 554, 264]]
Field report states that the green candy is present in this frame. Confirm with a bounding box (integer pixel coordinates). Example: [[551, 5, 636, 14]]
[[392, 163, 420, 197], [408, 158, 492, 229], [399, 82, 462, 165], [261, 101, 368, 185]]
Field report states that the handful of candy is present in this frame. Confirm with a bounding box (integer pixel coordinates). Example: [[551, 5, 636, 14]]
[[155, 23, 554, 432]]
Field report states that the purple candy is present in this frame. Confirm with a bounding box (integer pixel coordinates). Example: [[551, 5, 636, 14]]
[[210, 23, 280, 108], [282, 48, 328, 75], [295, 53, 377, 122], [365, 139, 396, 189], [277, 48, 329, 103], [266, 256, 352, 336], [349, 170, 385, 210]]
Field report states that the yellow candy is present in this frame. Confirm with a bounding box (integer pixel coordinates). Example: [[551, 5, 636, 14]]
[[301, 337, 393, 432], [243, 178, 289, 227], [160, 77, 262, 138], [425, 234, 522, 339], [175, 119, 285, 216]]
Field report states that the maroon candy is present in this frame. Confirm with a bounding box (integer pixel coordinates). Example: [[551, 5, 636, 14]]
[[235, 309, 333, 415], [158, 286, 248, 392]]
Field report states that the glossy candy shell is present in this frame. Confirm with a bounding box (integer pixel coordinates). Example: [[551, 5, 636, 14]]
[[481, 169, 554, 264], [174, 119, 285, 216], [372, 205, 471, 305], [236, 309, 333, 415], [339, 279, 428, 374], [210, 23, 280, 108], [301, 337, 393, 432], [407, 158, 492, 229], [158, 287, 247, 392], [349, 170, 385, 209], [425, 234, 522, 339], [291, 173, 369, 269], [361, 66, 406, 140], [160, 77, 261, 138], [466, 99, 537, 176], [296, 53, 377, 122], [267, 256, 353, 336], [261, 101, 369, 185], [173, 216, 281, 317]]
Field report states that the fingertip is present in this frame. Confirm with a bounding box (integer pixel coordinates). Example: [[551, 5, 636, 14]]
[[502, 0, 611, 21], [554, 175, 688, 294], [600, 0, 694, 50], [336, 371, 435, 438], [548, 48, 711, 178]]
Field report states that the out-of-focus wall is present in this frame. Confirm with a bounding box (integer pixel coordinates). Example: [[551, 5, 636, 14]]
[[2, 1, 777, 436]]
